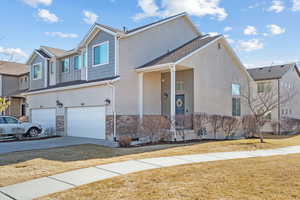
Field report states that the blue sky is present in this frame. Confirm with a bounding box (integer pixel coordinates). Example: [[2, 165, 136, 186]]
[[0, 0, 299, 68]]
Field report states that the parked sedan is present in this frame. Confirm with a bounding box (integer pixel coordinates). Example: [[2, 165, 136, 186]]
[[0, 116, 43, 139]]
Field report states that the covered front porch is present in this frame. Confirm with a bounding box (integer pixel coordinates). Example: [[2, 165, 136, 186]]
[[136, 63, 194, 140]]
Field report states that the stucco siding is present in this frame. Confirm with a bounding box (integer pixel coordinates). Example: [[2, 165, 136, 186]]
[[87, 30, 115, 80], [143, 72, 161, 115], [116, 16, 199, 115], [180, 39, 251, 116], [30, 54, 45, 90], [280, 67, 300, 119]]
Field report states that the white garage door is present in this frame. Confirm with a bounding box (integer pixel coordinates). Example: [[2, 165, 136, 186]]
[[67, 106, 106, 139], [31, 109, 56, 133]]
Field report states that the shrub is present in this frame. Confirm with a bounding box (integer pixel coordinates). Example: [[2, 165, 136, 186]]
[[118, 136, 132, 147]]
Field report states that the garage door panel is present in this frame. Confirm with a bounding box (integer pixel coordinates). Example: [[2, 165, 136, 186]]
[[67, 107, 106, 140]]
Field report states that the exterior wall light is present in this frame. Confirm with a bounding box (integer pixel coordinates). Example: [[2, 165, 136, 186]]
[[104, 99, 111, 106], [56, 100, 63, 108]]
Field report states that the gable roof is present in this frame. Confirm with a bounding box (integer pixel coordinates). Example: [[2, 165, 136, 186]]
[[247, 63, 298, 81], [40, 46, 67, 57], [137, 35, 220, 69], [0, 61, 28, 76]]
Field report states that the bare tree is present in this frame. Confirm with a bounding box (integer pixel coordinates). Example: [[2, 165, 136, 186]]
[[220, 116, 241, 139], [242, 115, 256, 138], [194, 113, 209, 137], [241, 81, 297, 143], [208, 114, 222, 139]]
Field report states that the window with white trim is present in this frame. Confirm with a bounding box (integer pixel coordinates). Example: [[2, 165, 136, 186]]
[[74, 55, 81, 70], [93, 42, 109, 66], [62, 58, 69, 73], [33, 63, 42, 80], [232, 83, 241, 116]]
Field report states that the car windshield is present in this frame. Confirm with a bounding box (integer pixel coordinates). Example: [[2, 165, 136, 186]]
[[0, 117, 5, 124]]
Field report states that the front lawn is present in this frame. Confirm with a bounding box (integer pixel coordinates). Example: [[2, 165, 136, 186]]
[[1, 134, 300, 187], [40, 153, 300, 200]]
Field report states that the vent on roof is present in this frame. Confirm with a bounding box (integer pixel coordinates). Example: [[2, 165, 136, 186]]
[[281, 65, 285, 67], [259, 68, 263, 70]]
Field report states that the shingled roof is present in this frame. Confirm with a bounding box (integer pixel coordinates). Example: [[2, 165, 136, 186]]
[[247, 63, 298, 81], [137, 35, 221, 69], [40, 46, 67, 57], [0, 61, 28, 76]]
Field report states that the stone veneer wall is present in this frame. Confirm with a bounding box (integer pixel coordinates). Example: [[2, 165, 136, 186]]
[[56, 115, 65, 136]]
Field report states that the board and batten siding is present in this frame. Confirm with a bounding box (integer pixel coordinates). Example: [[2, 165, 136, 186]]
[[58, 55, 82, 83], [30, 54, 45, 90], [87, 30, 115, 81]]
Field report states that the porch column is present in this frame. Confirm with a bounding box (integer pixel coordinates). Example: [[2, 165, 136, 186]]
[[138, 72, 144, 119], [170, 64, 176, 139]]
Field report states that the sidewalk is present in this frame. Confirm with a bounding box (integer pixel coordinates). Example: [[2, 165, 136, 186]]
[[1, 145, 300, 200]]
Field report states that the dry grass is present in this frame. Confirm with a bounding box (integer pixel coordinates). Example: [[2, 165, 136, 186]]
[[1, 134, 300, 187], [39, 153, 300, 200]]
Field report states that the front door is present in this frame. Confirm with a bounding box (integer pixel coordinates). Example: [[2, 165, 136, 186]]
[[176, 94, 185, 115]]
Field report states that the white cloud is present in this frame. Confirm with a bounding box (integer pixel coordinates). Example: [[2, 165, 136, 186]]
[[207, 32, 219, 36], [268, 1, 284, 13], [37, 9, 59, 23], [134, 0, 228, 21], [243, 25, 258, 35], [224, 34, 234, 44], [22, 0, 52, 7], [237, 39, 264, 52], [45, 32, 79, 38], [224, 26, 232, 32], [267, 24, 286, 35], [83, 10, 98, 24], [292, 0, 300, 11], [0, 46, 28, 60]]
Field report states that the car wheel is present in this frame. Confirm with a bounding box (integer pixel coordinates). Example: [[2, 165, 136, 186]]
[[28, 128, 39, 137]]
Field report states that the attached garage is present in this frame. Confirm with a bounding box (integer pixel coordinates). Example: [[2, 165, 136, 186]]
[[31, 108, 56, 133], [66, 106, 106, 139]]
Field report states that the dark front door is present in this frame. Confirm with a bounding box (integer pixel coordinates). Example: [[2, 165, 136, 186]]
[[176, 94, 185, 115]]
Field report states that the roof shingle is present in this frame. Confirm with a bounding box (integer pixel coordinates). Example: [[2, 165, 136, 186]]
[[0, 61, 28, 76], [247, 63, 297, 81]]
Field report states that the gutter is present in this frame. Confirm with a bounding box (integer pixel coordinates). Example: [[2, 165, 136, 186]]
[[22, 77, 120, 96], [107, 82, 117, 141]]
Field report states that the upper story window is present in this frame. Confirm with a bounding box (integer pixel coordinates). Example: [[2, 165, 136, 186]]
[[50, 62, 54, 74], [62, 58, 70, 73], [257, 82, 272, 93], [33, 63, 42, 80], [74, 55, 81, 70], [83, 50, 87, 68], [232, 83, 241, 96], [93, 41, 109, 66], [176, 81, 184, 91]]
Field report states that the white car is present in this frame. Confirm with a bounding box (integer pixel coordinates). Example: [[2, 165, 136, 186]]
[[0, 116, 43, 139]]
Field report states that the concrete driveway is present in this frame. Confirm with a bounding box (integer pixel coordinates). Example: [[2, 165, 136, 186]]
[[0, 137, 118, 154]]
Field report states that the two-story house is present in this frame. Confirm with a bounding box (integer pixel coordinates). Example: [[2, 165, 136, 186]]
[[0, 61, 29, 117], [247, 63, 300, 132], [25, 12, 253, 141]]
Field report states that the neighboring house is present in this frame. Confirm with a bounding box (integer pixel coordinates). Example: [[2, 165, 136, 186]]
[[247, 63, 300, 132], [24, 12, 253, 141], [0, 61, 29, 117]]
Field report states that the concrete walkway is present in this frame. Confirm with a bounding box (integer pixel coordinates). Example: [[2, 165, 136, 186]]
[[1, 145, 300, 200], [0, 136, 118, 154]]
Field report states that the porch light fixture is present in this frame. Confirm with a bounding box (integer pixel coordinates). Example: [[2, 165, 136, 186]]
[[164, 92, 169, 99], [104, 98, 111, 106], [56, 100, 63, 108]]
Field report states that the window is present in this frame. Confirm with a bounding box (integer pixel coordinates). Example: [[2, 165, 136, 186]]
[[257, 82, 272, 93], [232, 83, 241, 96], [33, 63, 42, 80], [93, 42, 109, 66], [0, 117, 5, 124], [265, 112, 272, 120], [62, 58, 69, 72], [4, 117, 18, 124], [232, 98, 241, 116], [50, 62, 54, 74], [83, 50, 87, 68], [74, 55, 81, 70], [176, 81, 184, 91]]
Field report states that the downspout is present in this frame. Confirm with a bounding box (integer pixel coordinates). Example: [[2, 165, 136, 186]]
[[107, 82, 117, 141], [278, 79, 281, 134]]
